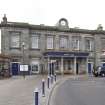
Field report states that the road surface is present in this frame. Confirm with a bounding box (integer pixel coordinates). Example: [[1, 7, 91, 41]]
[[50, 76, 105, 105]]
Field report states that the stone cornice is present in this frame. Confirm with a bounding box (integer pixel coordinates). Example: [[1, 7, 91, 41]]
[[0, 21, 105, 34]]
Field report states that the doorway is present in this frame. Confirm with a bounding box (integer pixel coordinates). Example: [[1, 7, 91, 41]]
[[11, 62, 19, 75], [76, 63, 79, 74]]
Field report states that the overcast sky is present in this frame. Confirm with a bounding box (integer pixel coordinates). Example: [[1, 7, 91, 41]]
[[0, 0, 105, 30]]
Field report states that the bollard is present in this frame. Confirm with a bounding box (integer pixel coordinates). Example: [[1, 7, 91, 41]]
[[54, 74, 56, 82], [42, 79, 45, 97], [47, 76, 50, 89], [51, 75, 53, 84], [34, 88, 39, 105]]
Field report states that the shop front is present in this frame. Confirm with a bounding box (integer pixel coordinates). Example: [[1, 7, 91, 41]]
[[44, 52, 89, 75]]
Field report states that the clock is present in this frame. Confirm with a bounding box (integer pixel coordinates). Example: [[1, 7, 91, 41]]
[[58, 18, 69, 28], [60, 20, 66, 26]]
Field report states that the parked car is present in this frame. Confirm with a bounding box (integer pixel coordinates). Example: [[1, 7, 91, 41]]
[[93, 66, 105, 77]]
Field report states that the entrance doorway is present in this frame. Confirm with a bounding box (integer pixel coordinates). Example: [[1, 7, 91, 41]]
[[76, 63, 79, 74], [11, 62, 19, 75], [49, 63, 54, 75], [88, 63, 93, 74]]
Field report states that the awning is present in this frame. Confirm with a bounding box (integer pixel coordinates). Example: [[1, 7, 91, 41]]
[[43, 51, 89, 58]]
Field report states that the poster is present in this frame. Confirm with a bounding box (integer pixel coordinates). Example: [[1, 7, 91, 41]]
[[20, 65, 28, 71]]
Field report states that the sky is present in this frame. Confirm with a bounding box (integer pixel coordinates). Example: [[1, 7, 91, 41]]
[[0, 0, 105, 30]]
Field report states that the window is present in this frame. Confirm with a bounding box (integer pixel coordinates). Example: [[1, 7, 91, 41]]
[[60, 37, 68, 49], [101, 38, 105, 51], [47, 36, 54, 49], [31, 34, 40, 49], [10, 32, 20, 48], [55, 60, 59, 70], [85, 39, 92, 51], [31, 59, 39, 73], [85, 38, 94, 51], [72, 38, 79, 50]]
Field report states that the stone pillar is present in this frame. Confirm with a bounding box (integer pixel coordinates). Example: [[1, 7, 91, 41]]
[[74, 57, 77, 75], [86, 58, 88, 74], [61, 57, 64, 74], [48, 57, 50, 75], [55, 35, 59, 50]]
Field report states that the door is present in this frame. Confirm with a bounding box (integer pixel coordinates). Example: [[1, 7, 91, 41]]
[[103, 63, 105, 67], [88, 63, 93, 74], [76, 63, 79, 74], [49, 63, 55, 75], [11, 63, 19, 75]]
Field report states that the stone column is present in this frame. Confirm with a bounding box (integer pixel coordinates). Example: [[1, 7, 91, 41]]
[[74, 57, 77, 75], [86, 58, 88, 74], [55, 35, 59, 50], [48, 57, 50, 75], [61, 57, 64, 74]]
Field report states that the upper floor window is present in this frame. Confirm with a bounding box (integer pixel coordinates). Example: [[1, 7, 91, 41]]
[[31, 33, 40, 49], [85, 38, 94, 51], [10, 32, 20, 48], [101, 38, 105, 51], [47, 36, 54, 49], [85, 39, 92, 51], [72, 38, 80, 50], [60, 36, 68, 49]]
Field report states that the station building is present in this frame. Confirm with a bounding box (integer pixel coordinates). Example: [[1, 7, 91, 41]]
[[1, 15, 105, 75]]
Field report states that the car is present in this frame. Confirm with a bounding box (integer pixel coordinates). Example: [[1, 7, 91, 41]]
[[93, 66, 105, 77]]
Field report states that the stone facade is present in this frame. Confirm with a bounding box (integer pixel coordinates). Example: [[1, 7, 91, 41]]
[[0, 15, 105, 75]]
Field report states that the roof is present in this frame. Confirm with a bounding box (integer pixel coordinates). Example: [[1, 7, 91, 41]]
[[0, 21, 105, 34]]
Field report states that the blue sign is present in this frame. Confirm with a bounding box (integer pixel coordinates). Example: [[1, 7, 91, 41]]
[[43, 52, 89, 57]]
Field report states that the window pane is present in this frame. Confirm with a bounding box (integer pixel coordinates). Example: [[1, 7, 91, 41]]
[[101, 38, 105, 51], [31, 60, 39, 72], [60, 37, 67, 48], [31, 36, 39, 49], [72, 39, 79, 50], [85, 39, 93, 51], [85, 40, 91, 50], [47, 36, 53, 49], [10, 32, 20, 48]]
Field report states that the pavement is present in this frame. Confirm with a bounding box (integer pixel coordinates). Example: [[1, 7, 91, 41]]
[[0, 75, 47, 105], [0, 74, 69, 105]]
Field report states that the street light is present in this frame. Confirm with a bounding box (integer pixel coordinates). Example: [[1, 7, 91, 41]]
[[22, 42, 25, 78]]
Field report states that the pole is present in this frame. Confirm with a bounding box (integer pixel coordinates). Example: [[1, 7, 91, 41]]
[[51, 75, 53, 84], [47, 76, 50, 89], [54, 74, 56, 82], [42, 79, 45, 97], [34, 88, 39, 105], [22, 42, 25, 79]]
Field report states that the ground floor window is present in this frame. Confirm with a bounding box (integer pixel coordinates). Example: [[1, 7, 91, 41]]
[[30, 59, 40, 73], [32, 64, 38, 72], [68, 60, 71, 70], [55, 60, 60, 70]]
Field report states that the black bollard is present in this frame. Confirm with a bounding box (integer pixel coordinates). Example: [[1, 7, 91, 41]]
[[54, 74, 56, 82], [34, 88, 39, 105], [42, 79, 45, 97], [51, 75, 53, 84], [47, 76, 50, 89]]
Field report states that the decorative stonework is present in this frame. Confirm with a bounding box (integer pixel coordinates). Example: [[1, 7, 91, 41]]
[[57, 18, 69, 28]]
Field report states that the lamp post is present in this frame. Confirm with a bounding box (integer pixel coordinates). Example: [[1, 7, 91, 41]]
[[93, 37, 97, 73], [22, 42, 25, 78]]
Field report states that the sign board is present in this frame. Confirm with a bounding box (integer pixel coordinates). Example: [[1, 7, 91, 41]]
[[50, 60, 56, 63], [20, 65, 28, 71]]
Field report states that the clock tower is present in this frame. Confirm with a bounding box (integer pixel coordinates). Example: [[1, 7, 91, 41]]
[[57, 18, 69, 28]]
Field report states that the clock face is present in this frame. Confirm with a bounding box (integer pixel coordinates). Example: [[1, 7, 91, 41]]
[[61, 20, 66, 26]]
